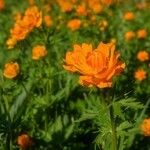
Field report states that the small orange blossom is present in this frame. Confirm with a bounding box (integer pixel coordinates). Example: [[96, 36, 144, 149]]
[[141, 118, 150, 136], [32, 45, 48, 60], [3, 62, 19, 79], [137, 51, 149, 62], [134, 69, 146, 81]]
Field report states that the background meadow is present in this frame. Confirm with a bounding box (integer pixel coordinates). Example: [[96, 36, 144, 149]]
[[0, 0, 150, 149]]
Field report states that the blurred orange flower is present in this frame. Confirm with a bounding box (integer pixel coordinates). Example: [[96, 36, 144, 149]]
[[18, 134, 33, 149], [67, 19, 81, 31], [32, 45, 48, 60], [125, 31, 135, 41], [137, 29, 147, 39], [123, 11, 135, 21], [3, 62, 19, 79], [134, 69, 146, 81], [44, 15, 53, 27], [137, 51, 149, 62], [64, 42, 125, 88], [0, 0, 4, 10], [76, 4, 87, 16], [57, 0, 73, 12], [88, 0, 103, 13], [141, 118, 150, 136]]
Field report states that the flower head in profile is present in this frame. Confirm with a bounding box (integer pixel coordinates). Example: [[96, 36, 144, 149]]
[[57, 0, 74, 12], [76, 4, 87, 16], [137, 29, 147, 39], [134, 69, 146, 81], [0, 0, 4, 10], [64, 42, 125, 88], [44, 15, 53, 27], [3, 62, 19, 79], [141, 118, 150, 136], [23, 6, 42, 30], [10, 20, 29, 41], [137, 50, 149, 62], [88, 0, 103, 13], [32, 45, 48, 60], [67, 19, 81, 31], [123, 11, 135, 21], [17, 134, 33, 149], [124, 31, 135, 41], [6, 6, 42, 49]]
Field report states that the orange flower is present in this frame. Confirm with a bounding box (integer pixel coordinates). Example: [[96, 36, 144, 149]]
[[3, 62, 19, 79], [137, 29, 147, 39], [64, 42, 125, 88], [10, 20, 29, 41], [124, 31, 135, 41], [76, 4, 87, 16], [23, 6, 42, 30], [67, 19, 81, 31], [0, 0, 4, 10], [17, 134, 33, 149], [141, 118, 150, 136], [32, 45, 48, 60], [137, 51, 149, 62], [123, 11, 135, 21], [44, 15, 53, 27], [134, 69, 146, 81], [88, 0, 103, 13], [7, 6, 42, 48], [57, 0, 73, 12]]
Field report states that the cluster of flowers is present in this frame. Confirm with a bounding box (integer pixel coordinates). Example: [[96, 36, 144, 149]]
[[55, 0, 116, 31], [122, 11, 148, 41], [134, 50, 149, 81], [6, 6, 42, 49], [121, 10, 149, 82], [56, 0, 115, 14], [125, 29, 147, 41], [64, 42, 125, 88], [3, 45, 47, 79]]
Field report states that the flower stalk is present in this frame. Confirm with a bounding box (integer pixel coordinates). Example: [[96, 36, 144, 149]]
[[110, 103, 117, 150]]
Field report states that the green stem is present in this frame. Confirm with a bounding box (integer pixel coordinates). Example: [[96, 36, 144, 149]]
[[110, 104, 117, 150], [6, 131, 13, 150]]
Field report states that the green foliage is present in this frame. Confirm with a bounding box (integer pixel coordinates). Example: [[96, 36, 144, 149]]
[[0, 0, 150, 149]]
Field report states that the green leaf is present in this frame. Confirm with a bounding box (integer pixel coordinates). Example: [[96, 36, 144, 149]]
[[9, 81, 33, 123]]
